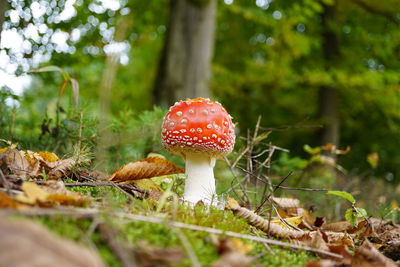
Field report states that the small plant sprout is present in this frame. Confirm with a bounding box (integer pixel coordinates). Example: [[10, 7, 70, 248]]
[[161, 98, 235, 205], [327, 190, 368, 227]]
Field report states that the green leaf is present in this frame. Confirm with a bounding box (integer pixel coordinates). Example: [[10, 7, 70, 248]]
[[345, 208, 358, 227], [327, 190, 356, 204], [355, 207, 367, 218], [303, 144, 321, 155], [28, 65, 70, 80]]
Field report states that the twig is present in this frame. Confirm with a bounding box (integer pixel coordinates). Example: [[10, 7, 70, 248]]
[[274, 185, 329, 192], [255, 172, 293, 214], [0, 208, 343, 259], [33, 181, 146, 194]]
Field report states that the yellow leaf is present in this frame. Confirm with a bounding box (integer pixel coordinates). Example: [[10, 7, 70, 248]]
[[130, 179, 162, 191], [37, 151, 59, 162], [226, 198, 240, 209], [15, 182, 49, 204], [0, 147, 8, 154], [271, 216, 303, 230]]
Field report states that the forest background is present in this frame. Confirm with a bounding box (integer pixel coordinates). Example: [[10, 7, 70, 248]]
[[0, 0, 399, 193]]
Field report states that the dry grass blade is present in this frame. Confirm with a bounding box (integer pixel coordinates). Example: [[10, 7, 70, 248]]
[[110, 156, 184, 182]]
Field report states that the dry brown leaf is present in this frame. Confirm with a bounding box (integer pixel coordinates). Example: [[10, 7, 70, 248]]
[[352, 239, 397, 267], [0, 191, 22, 209], [47, 194, 87, 207], [306, 260, 336, 267], [109, 156, 184, 182], [2, 148, 38, 178], [272, 197, 301, 208], [46, 158, 77, 178], [212, 251, 254, 267], [0, 218, 105, 267], [135, 241, 185, 266], [211, 235, 254, 267]]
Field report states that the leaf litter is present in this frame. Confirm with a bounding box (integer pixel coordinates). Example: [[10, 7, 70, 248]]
[[1, 142, 399, 266]]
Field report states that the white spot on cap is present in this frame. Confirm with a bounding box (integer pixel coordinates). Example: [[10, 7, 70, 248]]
[[162, 128, 167, 133], [171, 142, 176, 145], [169, 122, 175, 127], [197, 128, 202, 133], [203, 137, 207, 140], [224, 121, 228, 126], [210, 108, 216, 113], [212, 134, 217, 138], [180, 129, 186, 133], [176, 111, 182, 116], [202, 109, 208, 115], [173, 131, 179, 134], [221, 140, 226, 144], [187, 142, 193, 146], [193, 137, 198, 141], [207, 124, 212, 129], [188, 109, 194, 114], [181, 119, 187, 124], [190, 128, 195, 133]]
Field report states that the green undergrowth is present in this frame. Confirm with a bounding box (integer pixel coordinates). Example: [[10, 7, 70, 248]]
[[25, 185, 316, 266]]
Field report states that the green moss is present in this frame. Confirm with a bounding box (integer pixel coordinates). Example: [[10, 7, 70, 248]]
[[22, 186, 315, 267]]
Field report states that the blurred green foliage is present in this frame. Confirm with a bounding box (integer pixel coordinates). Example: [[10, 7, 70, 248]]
[[1, 0, 400, 182]]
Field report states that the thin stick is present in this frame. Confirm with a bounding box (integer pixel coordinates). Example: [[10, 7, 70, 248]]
[[33, 181, 146, 194], [255, 172, 293, 214], [274, 186, 329, 192], [0, 208, 343, 259]]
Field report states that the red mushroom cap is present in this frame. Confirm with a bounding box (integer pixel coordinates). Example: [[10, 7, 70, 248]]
[[161, 98, 235, 158]]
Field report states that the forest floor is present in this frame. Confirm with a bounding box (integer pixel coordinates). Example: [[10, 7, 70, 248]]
[[0, 145, 399, 267]]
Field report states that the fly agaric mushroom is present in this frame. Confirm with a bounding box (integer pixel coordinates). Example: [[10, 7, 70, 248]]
[[161, 98, 235, 205]]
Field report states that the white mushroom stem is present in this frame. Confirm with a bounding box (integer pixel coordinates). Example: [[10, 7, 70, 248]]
[[183, 153, 217, 205]]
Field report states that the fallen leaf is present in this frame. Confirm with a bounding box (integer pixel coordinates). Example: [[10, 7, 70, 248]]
[[212, 251, 253, 267], [306, 260, 336, 267], [271, 216, 303, 230], [47, 194, 87, 207], [0, 218, 105, 267], [2, 149, 36, 179], [15, 182, 49, 204], [272, 197, 301, 208], [46, 158, 77, 178], [110, 156, 184, 182], [352, 239, 397, 267], [211, 235, 253, 267], [15, 181, 89, 207], [37, 151, 59, 162], [0, 191, 21, 208], [135, 241, 185, 266]]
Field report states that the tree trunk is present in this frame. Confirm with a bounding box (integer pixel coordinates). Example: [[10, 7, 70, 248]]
[[153, 0, 217, 107], [317, 4, 340, 147], [0, 0, 7, 43]]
